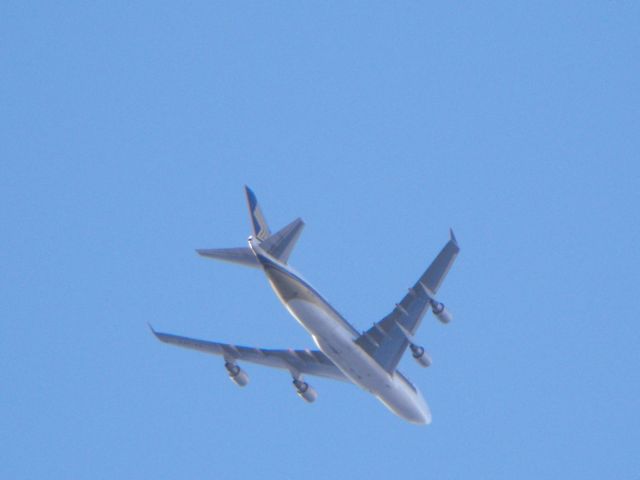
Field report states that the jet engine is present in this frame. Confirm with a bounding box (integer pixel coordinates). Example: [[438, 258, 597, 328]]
[[225, 361, 249, 387], [430, 300, 453, 324], [293, 379, 318, 403], [410, 344, 432, 367]]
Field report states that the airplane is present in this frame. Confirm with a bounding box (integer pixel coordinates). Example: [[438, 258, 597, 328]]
[[150, 186, 459, 424]]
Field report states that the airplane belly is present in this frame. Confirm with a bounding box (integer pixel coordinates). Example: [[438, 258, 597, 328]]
[[285, 299, 391, 391], [262, 262, 431, 424], [287, 299, 431, 424]]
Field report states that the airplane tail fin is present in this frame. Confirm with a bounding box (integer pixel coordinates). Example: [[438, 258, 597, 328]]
[[245, 185, 271, 241], [197, 187, 304, 267]]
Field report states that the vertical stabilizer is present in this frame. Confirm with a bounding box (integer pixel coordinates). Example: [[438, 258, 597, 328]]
[[245, 186, 271, 241]]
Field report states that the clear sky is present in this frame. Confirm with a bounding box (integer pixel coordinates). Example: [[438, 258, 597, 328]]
[[2, 2, 639, 479]]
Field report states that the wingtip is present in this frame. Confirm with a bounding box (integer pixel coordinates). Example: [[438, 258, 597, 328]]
[[449, 228, 458, 245], [147, 323, 157, 335], [244, 185, 257, 208]]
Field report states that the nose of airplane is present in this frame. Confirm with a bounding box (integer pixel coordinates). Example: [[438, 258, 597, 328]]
[[412, 391, 432, 425], [419, 403, 432, 425], [385, 384, 433, 424]]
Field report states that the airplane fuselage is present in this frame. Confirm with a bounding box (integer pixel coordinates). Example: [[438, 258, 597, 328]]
[[249, 238, 430, 424]]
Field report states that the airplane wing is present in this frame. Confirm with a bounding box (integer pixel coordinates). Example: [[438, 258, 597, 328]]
[[355, 230, 460, 373], [150, 326, 348, 382]]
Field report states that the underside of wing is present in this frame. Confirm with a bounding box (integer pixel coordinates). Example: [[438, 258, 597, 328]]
[[356, 230, 460, 373], [150, 326, 348, 382]]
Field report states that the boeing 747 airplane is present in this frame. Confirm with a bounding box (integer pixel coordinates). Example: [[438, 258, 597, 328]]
[[151, 187, 459, 424]]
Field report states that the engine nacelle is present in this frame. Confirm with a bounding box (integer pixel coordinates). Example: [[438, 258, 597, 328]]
[[410, 344, 432, 367], [431, 300, 453, 324], [293, 379, 318, 403], [225, 362, 249, 387]]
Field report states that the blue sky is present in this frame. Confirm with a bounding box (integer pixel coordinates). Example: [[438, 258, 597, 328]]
[[2, 2, 639, 478]]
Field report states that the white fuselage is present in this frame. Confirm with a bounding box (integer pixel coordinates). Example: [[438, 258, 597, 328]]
[[249, 238, 430, 424]]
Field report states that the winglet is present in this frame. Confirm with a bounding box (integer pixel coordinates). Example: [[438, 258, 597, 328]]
[[244, 185, 257, 209], [449, 228, 458, 246], [148, 323, 159, 338]]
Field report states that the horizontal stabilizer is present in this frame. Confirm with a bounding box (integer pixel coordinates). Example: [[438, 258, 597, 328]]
[[196, 247, 260, 268], [262, 218, 305, 264]]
